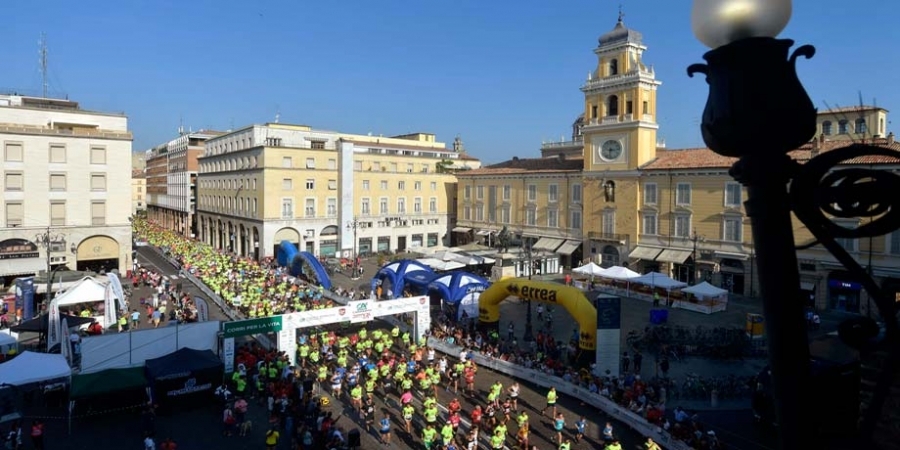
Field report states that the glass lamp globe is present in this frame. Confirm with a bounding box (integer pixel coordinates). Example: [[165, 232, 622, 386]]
[[691, 0, 792, 48]]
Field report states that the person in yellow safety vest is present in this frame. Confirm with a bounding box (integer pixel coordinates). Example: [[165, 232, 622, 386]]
[[267, 364, 278, 381], [541, 387, 558, 417], [490, 432, 504, 449], [559, 439, 572, 450], [391, 326, 400, 338], [421, 423, 437, 450], [118, 315, 127, 332], [645, 437, 662, 450], [235, 375, 247, 395], [605, 439, 623, 450]]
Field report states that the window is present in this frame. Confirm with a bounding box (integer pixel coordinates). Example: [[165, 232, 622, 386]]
[[723, 217, 742, 242], [361, 198, 371, 215], [414, 198, 422, 213], [327, 158, 336, 169], [502, 206, 511, 224], [674, 214, 691, 238], [281, 198, 293, 218], [526, 208, 536, 226], [305, 179, 314, 190], [591, 105, 598, 119], [414, 181, 421, 191], [855, 118, 867, 134], [362, 180, 370, 190], [397, 198, 406, 214], [464, 186, 471, 199], [49, 144, 66, 163], [90, 146, 106, 164], [5, 201, 23, 227], [327, 198, 337, 217], [311, 140, 326, 150], [282, 178, 293, 190], [380, 181, 388, 190], [475, 205, 484, 221], [609, 58, 618, 75], [305, 198, 316, 217], [822, 121, 832, 135], [90, 174, 107, 191], [838, 120, 849, 134], [548, 184, 559, 202], [571, 184, 582, 203], [571, 210, 582, 229], [407, 163, 414, 173], [390, 163, 398, 172], [835, 220, 858, 251], [502, 185, 511, 201], [429, 197, 437, 213], [607, 95, 619, 116], [725, 182, 742, 207], [527, 184, 537, 202], [548, 209, 558, 228], [380, 197, 388, 214], [430, 182, 437, 191], [398, 181, 406, 190], [675, 183, 692, 206], [463, 206, 471, 220], [354, 161, 362, 171], [372, 162, 381, 171], [4, 172, 23, 191], [305, 158, 315, 168], [642, 101, 649, 115], [476, 186, 484, 199], [91, 201, 106, 225], [4, 143, 23, 162], [282, 156, 292, 168], [328, 180, 337, 190], [642, 212, 658, 235], [602, 210, 615, 234], [50, 201, 65, 226], [889, 229, 900, 255], [643, 183, 657, 205], [50, 173, 66, 191]]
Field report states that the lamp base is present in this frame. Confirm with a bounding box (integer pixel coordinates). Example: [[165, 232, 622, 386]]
[[688, 37, 817, 157]]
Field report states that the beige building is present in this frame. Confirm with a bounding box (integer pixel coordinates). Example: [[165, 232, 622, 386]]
[[816, 105, 889, 141], [196, 123, 479, 260], [458, 15, 900, 314], [132, 169, 146, 216], [0, 94, 133, 289]]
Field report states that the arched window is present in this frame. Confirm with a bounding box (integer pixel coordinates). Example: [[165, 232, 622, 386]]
[[609, 59, 618, 76], [607, 95, 619, 116], [822, 121, 832, 135], [855, 118, 867, 134], [838, 120, 849, 134]]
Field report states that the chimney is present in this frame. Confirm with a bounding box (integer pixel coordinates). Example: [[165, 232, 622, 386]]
[[889, 132, 895, 145]]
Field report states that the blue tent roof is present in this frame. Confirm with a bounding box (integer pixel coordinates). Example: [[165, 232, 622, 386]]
[[370, 259, 434, 298], [427, 271, 490, 304]]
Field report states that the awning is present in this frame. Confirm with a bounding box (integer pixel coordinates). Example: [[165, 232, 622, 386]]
[[628, 246, 662, 261], [452, 227, 471, 233], [714, 251, 750, 261], [656, 249, 693, 264], [555, 240, 581, 255], [800, 282, 816, 291], [533, 237, 564, 252], [476, 230, 495, 236]]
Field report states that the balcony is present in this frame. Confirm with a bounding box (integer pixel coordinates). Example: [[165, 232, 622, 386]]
[[588, 231, 629, 245], [540, 137, 584, 150], [0, 124, 132, 140]]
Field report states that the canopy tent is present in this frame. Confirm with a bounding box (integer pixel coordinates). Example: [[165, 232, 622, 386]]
[[0, 332, 16, 347], [416, 258, 466, 272], [428, 272, 491, 321], [70, 366, 148, 399], [9, 313, 95, 333], [145, 348, 223, 407], [600, 265, 641, 280], [573, 262, 606, 277], [402, 271, 440, 292], [677, 281, 730, 314], [681, 281, 729, 299], [0, 351, 71, 386], [370, 260, 434, 299], [54, 277, 107, 306], [630, 272, 689, 290]]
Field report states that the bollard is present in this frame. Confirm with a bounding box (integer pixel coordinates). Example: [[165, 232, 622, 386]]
[[711, 389, 719, 408]]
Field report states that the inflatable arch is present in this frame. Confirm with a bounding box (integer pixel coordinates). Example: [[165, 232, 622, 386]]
[[479, 278, 597, 351], [277, 240, 333, 290]]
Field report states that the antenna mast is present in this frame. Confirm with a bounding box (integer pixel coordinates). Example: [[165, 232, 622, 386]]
[[39, 33, 49, 98]]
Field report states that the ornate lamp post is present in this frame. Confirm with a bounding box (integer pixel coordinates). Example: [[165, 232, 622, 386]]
[[688, 1, 900, 448], [689, 229, 705, 284], [522, 240, 535, 342], [34, 227, 66, 299], [346, 218, 363, 280]]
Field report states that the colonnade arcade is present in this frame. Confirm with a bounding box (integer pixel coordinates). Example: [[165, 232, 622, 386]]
[[199, 216, 261, 260]]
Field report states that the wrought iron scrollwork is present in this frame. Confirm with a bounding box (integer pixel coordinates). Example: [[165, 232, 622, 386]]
[[789, 143, 900, 439]]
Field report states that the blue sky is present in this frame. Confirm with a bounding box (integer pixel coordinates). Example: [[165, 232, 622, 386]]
[[2, 0, 897, 163]]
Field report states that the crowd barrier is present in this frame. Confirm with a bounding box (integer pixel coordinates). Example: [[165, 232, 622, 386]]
[[427, 337, 692, 450]]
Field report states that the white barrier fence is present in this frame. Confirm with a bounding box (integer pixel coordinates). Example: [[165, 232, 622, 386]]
[[427, 337, 693, 450]]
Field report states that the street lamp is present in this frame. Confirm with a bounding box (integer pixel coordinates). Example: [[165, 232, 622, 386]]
[[688, 229, 705, 284], [346, 218, 363, 280], [34, 227, 66, 300], [522, 240, 535, 342], [688, 0, 900, 447]]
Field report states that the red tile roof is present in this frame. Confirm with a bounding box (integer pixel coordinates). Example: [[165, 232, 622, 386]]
[[459, 156, 585, 176]]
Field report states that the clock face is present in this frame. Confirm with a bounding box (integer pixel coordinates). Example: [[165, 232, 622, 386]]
[[600, 140, 623, 161]]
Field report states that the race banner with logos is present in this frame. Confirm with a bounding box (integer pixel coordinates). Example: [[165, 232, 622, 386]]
[[15, 277, 35, 320]]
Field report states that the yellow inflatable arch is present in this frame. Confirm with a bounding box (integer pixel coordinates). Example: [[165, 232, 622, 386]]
[[479, 278, 597, 351]]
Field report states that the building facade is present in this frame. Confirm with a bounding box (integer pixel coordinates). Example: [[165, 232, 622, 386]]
[[145, 131, 221, 238], [195, 123, 479, 261], [457, 15, 900, 314], [0, 94, 133, 289], [132, 169, 146, 216]]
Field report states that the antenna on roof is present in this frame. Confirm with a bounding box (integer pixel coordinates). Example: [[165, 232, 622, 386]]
[[178, 115, 185, 135], [275, 105, 280, 124], [39, 33, 49, 98]]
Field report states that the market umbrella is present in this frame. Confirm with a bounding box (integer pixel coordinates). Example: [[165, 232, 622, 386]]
[[10, 313, 95, 333]]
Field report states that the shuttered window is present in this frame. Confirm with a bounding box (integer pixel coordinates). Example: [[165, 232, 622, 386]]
[[5, 202, 23, 226], [91, 174, 106, 191], [49, 145, 66, 163], [90, 146, 106, 164], [4, 143, 23, 162], [91, 202, 106, 225], [50, 174, 67, 191], [4, 172, 23, 191], [50, 202, 66, 226]]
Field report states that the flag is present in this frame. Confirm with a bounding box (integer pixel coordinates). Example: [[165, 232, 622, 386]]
[[194, 297, 209, 322], [47, 298, 61, 352], [16, 277, 35, 320], [60, 317, 71, 365], [106, 274, 127, 311], [104, 284, 118, 330]]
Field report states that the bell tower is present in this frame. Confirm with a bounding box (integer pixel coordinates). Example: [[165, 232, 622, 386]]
[[581, 10, 661, 171]]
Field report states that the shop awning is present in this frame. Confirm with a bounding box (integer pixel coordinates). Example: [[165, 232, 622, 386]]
[[476, 229, 496, 236], [714, 251, 750, 260], [628, 246, 662, 261], [555, 240, 581, 255], [800, 282, 816, 291], [452, 227, 471, 233], [656, 249, 693, 264], [533, 237, 564, 252]]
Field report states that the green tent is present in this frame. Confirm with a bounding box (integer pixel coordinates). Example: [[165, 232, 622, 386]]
[[70, 367, 148, 399]]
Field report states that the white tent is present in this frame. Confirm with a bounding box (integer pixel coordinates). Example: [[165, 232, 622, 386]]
[[630, 272, 688, 290], [0, 351, 71, 386], [600, 265, 641, 280], [54, 277, 108, 306], [681, 281, 729, 299], [416, 258, 466, 272], [573, 262, 605, 276]]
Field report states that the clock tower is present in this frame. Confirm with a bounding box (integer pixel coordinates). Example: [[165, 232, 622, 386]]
[[581, 12, 661, 172]]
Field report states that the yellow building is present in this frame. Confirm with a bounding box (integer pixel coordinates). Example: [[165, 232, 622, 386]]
[[816, 105, 889, 142], [459, 15, 900, 315], [131, 169, 146, 216], [196, 123, 479, 260]]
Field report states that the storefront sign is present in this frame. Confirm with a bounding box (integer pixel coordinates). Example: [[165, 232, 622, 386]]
[[0, 239, 38, 260], [828, 280, 861, 291]]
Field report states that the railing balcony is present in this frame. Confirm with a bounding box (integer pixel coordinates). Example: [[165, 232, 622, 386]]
[[588, 231, 629, 244], [540, 138, 584, 150]]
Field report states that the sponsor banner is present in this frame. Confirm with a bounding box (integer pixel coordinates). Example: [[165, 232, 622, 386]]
[[103, 284, 118, 329], [47, 298, 61, 352], [106, 274, 127, 311], [347, 300, 374, 323], [15, 277, 35, 320], [595, 328, 621, 377], [166, 378, 213, 397], [222, 316, 283, 338], [222, 337, 235, 374], [194, 297, 209, 322]]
